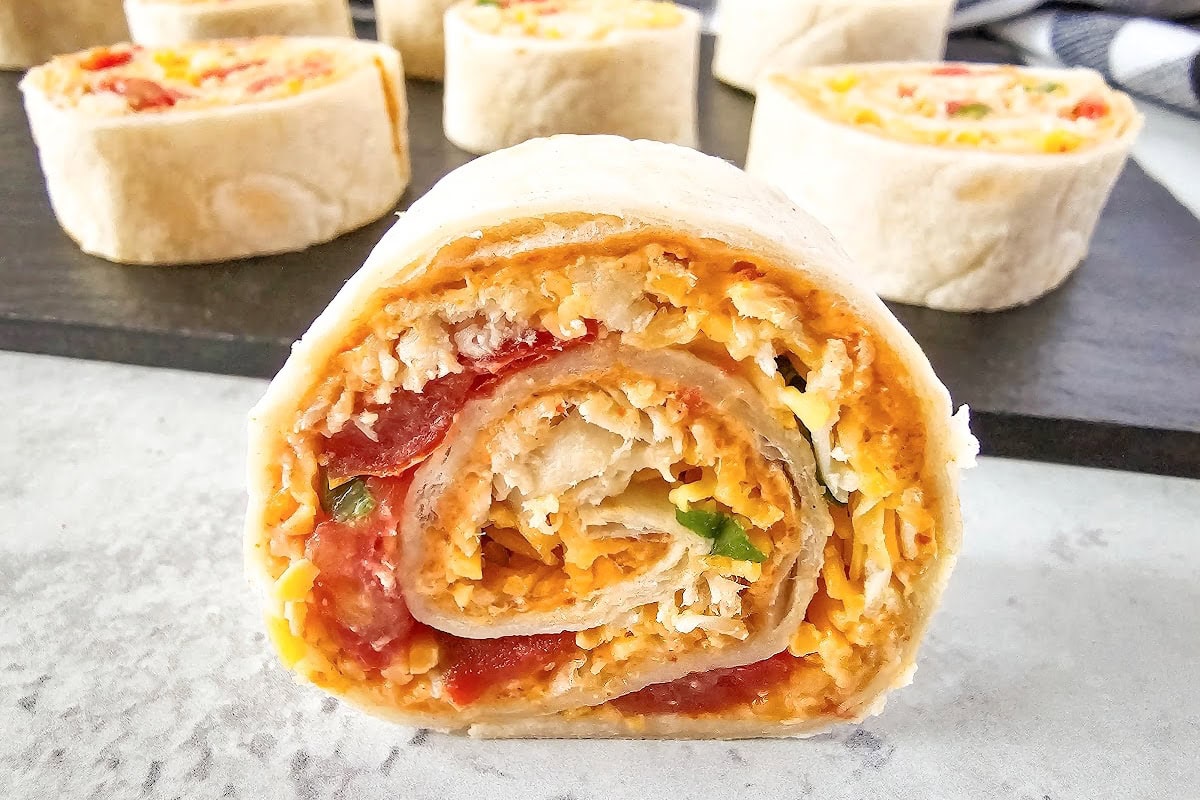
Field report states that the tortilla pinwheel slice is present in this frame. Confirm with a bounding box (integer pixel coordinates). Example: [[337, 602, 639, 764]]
[[246, 134, 976, 738], [0, 0, 128, 71], [373, 0, 458, 81], [746, 62, 1142, 311], [124, 0, 355, 46], [20, 37, 410, 265], [712, 0, 954, 95], [442, 0, 700, 154]]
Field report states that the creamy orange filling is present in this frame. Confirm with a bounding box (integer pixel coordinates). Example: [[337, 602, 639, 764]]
[[479, 527, 664, 602], [414, 380, 799, 627], [261, 218, 942, 721]]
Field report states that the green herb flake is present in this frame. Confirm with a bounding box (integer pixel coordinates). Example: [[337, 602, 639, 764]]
[[476, 0, 501, 5], [675, 507, 767, 563], [318, 468, 376, 523], [949, 102, 991, 119], [1026, 81, 1063, 93]]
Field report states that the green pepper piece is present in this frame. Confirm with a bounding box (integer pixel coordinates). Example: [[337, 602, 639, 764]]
[[949, 102, 992, 119], [330, 478, 376, 523], [675, 507, 723, 539], [675, 508, 767, 563], [710, 516, 768, 563], [318, 467, 376, 523]]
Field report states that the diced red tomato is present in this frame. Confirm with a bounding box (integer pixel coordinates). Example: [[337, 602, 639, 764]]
[[80, 48, 134, 71], [611, 652, 796, 715], [439, 633, 578, 706], [324, 371, 477, 477], [1067, 96, 1109, 120], [944, 100, 965, 115], [306, 475, 419, 669], [324, 322, 599, 476], [897, 84, 916, 98], [932, 65, 971, 76], [98, 77, 187, 111], [471, 320, 598, 375]]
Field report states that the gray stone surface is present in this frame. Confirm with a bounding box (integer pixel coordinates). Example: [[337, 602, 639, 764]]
[[2, 352, 1197, 799]]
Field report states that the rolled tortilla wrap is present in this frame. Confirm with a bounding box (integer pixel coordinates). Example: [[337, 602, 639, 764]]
[[374, 0, 458, 81], [712, 0, 953, 95], [246, 134, 976, 738], [0, 0, 128, 71], [20, 37, 410, 265], [124, 0, 354, 46], [442, 0, 699, 155], [746, 63, 1142, 311]]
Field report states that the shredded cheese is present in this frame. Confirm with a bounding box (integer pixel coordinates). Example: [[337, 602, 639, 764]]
[[261, 228, 945, 723], [773, 63, 1135, 155]]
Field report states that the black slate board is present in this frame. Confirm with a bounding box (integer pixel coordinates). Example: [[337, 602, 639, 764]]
[[1, 36, 1198, 477]]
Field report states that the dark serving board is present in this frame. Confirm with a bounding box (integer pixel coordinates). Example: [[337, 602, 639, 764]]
[[1, 35, 1198, 477]]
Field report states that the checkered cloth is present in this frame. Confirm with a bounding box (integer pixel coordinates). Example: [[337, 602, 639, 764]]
[[954, 0, 1200, 117]]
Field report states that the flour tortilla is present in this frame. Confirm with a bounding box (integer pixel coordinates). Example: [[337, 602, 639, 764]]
[[712, 0, 953, 94], [373, 0, 458, 80], [745, 66, 1142, 310], [20, 38, 410, 265], [245, 135, 970, 735], [0, 0, 128, 70], [441, 3, 700, 154], [124, 0, 354, 46]]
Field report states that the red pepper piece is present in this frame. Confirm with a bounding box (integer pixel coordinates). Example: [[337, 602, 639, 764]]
[[323, 372, 478, 478], [612, 652, 797, 715], [197, 59, 267, 82], [98, 77, 186, 111], [1067, 96, 1109, 120], [79, 48, 134, 71], [323, 322, 598, 476], [440, 633, 578, 706], [306, 475, 421, 670]]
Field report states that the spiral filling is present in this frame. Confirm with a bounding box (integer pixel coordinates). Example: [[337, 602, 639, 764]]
[[773, 62, 1137, 154], [258, 221, 952, 725]]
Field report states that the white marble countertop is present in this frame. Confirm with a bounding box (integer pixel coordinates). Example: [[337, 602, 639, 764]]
[[2, 351, 1198, 799]]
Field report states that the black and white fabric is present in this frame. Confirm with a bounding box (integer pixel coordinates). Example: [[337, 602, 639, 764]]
[[955, 0, 1200, 118]]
